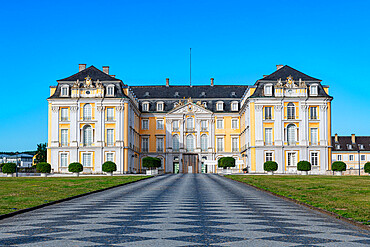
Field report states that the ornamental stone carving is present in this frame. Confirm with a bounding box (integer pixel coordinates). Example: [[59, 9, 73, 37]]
[[320, 105, 328, 111], [51, 106, 59, 112], [116, 106, 124, 112], [274, 105, 283, 112], [301, 105, 309, 112], [70, 106, 78, 112], [97, 106, 104, 112], [255, 105, 263, 112]]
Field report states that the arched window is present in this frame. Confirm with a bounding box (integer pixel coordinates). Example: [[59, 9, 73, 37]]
[[83, 104, 92, 120], [83, 125, 92, 146], [201, 134, 208, 152], [186, 135, 194, 152], [287, 124, 296, 145], [287, 102, 295, 119], [173, 135, 179, 152], [187, 117, 194, 131]]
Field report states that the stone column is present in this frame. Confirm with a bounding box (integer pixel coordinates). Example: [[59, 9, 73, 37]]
[[255, 105, 263, 146], [51, 106, 59, 147]]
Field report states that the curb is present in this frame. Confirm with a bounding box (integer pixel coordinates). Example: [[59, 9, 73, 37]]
[[223, 175, 370, 232], [0, 176, 153, 221]]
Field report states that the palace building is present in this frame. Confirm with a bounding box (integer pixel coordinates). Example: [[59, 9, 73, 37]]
[[47, 64, 333, 174]]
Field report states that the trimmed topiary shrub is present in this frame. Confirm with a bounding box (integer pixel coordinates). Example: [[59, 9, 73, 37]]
[[36, 162, 51, 173], [102, 161, 117, 173], [297, 161, 311, 171], [264, 161, 278, 172], [142, 157, 161, 169], [2, 163, 17, 174], [218, 157, 236, 168], [332, 161, 346, 171], [364, 162, 370, 174], [68, 162, 83, 173]]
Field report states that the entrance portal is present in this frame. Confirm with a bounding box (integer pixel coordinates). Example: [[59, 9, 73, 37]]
[[183, 154, 199, 173]]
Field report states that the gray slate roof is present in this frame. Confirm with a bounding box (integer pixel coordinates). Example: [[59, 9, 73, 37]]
[[258, 65, 320, 82], [58, 66, 121, 82], [332, 136, 370, 151]]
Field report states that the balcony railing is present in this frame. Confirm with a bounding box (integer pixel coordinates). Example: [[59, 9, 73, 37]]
[[201, 127, 208, 131], [83, 117, 92, 121], [287, 115, 295, 120], [106, 117, 114, 121], [264, 116, 272, 120], [61, 117, 68, 121]]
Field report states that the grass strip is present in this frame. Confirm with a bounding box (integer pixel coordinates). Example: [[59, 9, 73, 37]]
[[0, 176, 150, 215], [226, 175, 370, 225]]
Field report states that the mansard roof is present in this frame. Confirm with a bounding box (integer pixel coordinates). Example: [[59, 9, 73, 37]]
[[130, 85, 248, 99], [332, 136, 370, 151], [58, 66, 121, 82], [258, 65, 321, 82]]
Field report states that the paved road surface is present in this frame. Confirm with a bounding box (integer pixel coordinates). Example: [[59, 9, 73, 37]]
[[0, 174, 369, 246]]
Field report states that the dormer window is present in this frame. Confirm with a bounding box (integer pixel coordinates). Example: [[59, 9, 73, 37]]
[[231, 92, 236, 97], [359, 144, 364, 150], [310, 84, 318, 96], [335, 144, 341, 149], [264, 84, 272, 96], [144, 92, 150, 97], [174, 92, 179, 97], [107, 85, 114, 96], [203, 102, 207, 108], [347, 144, 353, 150], [157, 102, 164, 111], [142, 102, 149, 112], [216, 101, 224, 111], [61, 85, 69, 97], [231, 101, 238, 111], [201, 92, 206, 97]]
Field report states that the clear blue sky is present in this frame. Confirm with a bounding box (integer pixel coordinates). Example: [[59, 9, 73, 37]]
[[0, 0, 369, 152]]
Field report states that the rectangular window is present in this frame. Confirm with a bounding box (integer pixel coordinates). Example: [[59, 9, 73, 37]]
[[217, 103, 223, 111], [337, 154, 342, 161], [107, 108, 114, 121], [311, 128, 318, 145], [107, 129, 114, 145], [287, 152, 296, 166], [264, 85, 272, 96], [61, 87, 68, 96], [60, 153, 68, 167], [106, 153, 114, 162], [361, 154, 366, 161], [232, 119, 238, 129], [156, 119, 164, 130], [265, 128, 272, 145], [311, 86, 318, 95], [61, 129, 68, 146], [107, 86, 114, 96], [265, 152, 273, 162], [156, 138, 164, 152], [187, 118, 194, 130], [201, 120, 207, 131], [231, 103, 238, 111], [264, 107, 272, 120], [349, 155, 354, 161], [82, 153, 92, 167], [310, 107, 318, 120], [172, 120, 179, 131], [61, 108, 68, 121], [311, 152, 318, 166], [142, 103, 149, 112], [142, 119, 149, 130], [157, 103, 163, 111], [232, 137, 238, 152], [142, 138, 149, 152], [217, 138, 224, 152], [216, 119, 224, 129]]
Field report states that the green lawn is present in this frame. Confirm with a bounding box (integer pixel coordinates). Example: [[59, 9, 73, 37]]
[[0, 176, 150, 215], [226, 175, 370, 225]]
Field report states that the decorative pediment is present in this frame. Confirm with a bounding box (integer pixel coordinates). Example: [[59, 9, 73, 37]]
[[168, 102, 212, 115]]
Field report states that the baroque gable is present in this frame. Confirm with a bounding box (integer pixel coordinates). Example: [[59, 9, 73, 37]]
[[168, 101, 213, 115]]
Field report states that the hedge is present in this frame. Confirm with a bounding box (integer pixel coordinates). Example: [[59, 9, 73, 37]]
[[218, 157, 236, 168], [297, 161, 311, 171], [36, 162, 51, 173], [364, 162, 370, 174], [142, 157, 161, 168], [264, 161, 278, 172], [2, 163, 17, 174], [68, 162, 83, 173], [332, 161, 346, 171], [102, 161, 117, 173]]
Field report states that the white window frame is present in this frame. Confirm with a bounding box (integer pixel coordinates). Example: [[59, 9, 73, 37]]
[[217, 137, 224, 152], [216, 101, 224, 111], [337, 154, 342, 161], [172, 120, 179, 131], [201, 120, 207, 131], [156, 137, 164, 152], [142, 102, 149, 112], [186, 135, 194, 152], [106, 85, 114, 96], [287, 102, 295, 119], [201, 134, 208, 152], [264, 106, 272, 120], [264, 84, 272, 96], [287, 152, 297, 166], [61, 129, 68, 146], [311, 152, 319, 166], [265, 152, 273, 162], [83, 104, 92, 120], [187, 117, 194, 131], [310, 84, 318, 96], [216, 119, 224, 129], [107, 129, 114, 146], [265, 128, 272, 145], [311, 128, 318, 145], [61, 85, 69, 97], [156, 119, 164, 130], [231, 119, 238, 129], [232, 137, 238, 152], [231, 101, 238, 111], [349, 154, 354, 161], [82, 152, 92, 167], [142, 119, 149, 130], [172, 134, 180, 152], [106, 152, 114, 162], [142, 137, 149, 152], [156, 102, 164, 112], [61, 108, 68, 121], [60, 153, 68, 167], [361, 154, 366, 161], [310, 107, 318, 120], [106, 108, 114, 121], [287, 124, 296, 145], [83, 125, 93, 146]]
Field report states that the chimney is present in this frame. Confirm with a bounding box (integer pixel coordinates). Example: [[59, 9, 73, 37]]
[[263, 75, 268, 78], [210, 78, 214, 87], [351, 134, 356, 144], [79, 64, 86, 72], [102, 66, 109, 74], [166, 78, 169, 87], [276, 64, 284, 70], [335, 133, 338, 143]]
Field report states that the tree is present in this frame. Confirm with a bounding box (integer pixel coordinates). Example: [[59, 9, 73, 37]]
[[217, 157, 236, 168], [142, 157, 162, 170], [34, 143, 47, 164], [297, 161, 312, 171], [264, 161, 278, 172]]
